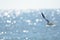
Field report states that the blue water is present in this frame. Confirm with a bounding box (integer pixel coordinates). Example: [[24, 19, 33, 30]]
[[0, 9, 60, 40]]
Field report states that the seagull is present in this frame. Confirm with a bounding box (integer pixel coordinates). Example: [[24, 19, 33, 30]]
[[41, 12, 54, 25]]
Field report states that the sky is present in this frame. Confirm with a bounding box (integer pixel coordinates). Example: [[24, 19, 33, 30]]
[[0, 0, 60, 10]]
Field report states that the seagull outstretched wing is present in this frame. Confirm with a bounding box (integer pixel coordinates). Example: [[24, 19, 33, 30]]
[[41, 12, 49, 23]]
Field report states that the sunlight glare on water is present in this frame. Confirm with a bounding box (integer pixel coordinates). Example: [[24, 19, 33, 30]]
[[0, 9, 60, 40]]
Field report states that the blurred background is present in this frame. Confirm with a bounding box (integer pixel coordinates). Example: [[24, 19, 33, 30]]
[[0, 0, 60, 9], [0, 0, 60, 40]]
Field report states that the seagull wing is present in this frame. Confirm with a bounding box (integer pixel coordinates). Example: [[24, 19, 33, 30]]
[[41, 12, 49, 23], [41, 12, 46, 19]]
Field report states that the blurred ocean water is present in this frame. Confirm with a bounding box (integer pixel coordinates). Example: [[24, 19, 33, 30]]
[[0, 9, 60, 40]]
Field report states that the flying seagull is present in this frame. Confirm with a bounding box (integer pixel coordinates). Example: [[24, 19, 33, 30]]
[[41, 12, 54, 25]]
